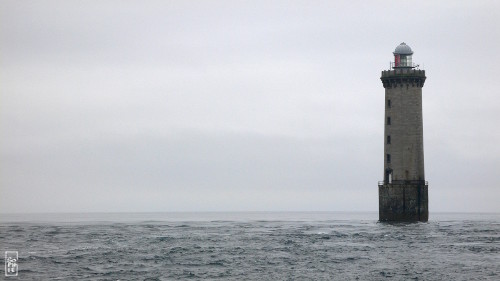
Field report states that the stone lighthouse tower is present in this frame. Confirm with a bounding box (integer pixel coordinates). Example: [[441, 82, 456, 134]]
[[378, 42, 428, 222]]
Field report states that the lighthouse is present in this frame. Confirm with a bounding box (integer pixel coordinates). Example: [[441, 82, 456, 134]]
[[378, 42, 428, 222]]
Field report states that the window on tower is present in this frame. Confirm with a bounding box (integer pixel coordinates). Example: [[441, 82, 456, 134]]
[[387, 117, 391, 125], [387, 99, 391, 108], [387, 154, 391, 163], [387, 135, 391, 144]]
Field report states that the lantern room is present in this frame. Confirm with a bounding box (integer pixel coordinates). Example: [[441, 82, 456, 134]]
[[393, 42, 414, 68]]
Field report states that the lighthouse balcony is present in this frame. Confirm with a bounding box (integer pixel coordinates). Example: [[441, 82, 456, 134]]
[[390, 62, 418, 69], [381, 68, 425, 77], [380, 69, 426, 88]]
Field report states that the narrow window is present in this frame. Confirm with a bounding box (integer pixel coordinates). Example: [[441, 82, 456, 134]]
[[387, 117, 391, 125], [385, 169, 393, 183], [387, 135, 391, 144], [387, 154, 391, 163], [387, 99, 391, 108]]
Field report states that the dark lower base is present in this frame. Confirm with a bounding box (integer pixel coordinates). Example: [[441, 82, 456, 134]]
[[378, 184, 428, 222]]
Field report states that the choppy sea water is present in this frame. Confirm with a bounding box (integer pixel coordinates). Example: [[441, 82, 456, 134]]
[[0, 212, 499, 280]]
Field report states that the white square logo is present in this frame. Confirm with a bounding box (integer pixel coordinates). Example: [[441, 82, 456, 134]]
[[5, 251, 18, 277]]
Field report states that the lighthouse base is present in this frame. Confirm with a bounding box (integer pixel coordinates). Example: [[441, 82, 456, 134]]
[[378, 183, 428, 222]]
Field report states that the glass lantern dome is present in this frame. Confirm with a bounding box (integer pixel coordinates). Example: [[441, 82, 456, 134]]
[[393, 42, 414, 68]]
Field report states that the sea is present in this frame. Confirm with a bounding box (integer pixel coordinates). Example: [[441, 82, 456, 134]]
[[0, 212, 499, 280]]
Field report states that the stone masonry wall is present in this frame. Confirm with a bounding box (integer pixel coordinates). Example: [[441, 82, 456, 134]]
[[379, 69, 428, 222], [379, 184, 428, 221], [382, 69, 426, 182]]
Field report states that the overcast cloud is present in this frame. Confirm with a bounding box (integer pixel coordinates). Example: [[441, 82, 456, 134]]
[[1, 1, 500, 213]]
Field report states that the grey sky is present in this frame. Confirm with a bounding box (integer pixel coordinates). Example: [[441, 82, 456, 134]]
[[1, 1, 500, 213]]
